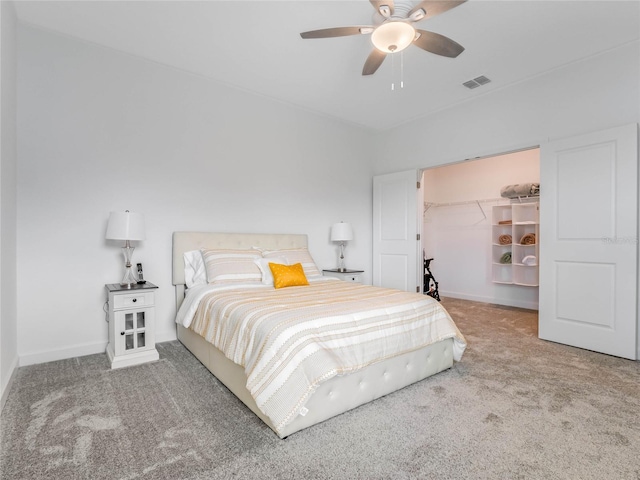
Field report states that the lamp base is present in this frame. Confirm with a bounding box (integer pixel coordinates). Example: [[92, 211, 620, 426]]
[[337, 242, 347, 273], [120, 243, 138, 288], [120, 265, 139, 288]]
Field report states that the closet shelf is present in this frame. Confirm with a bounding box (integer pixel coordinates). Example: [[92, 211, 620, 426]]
[[425, 197, 505, 208], [426, 195, 540, 209]]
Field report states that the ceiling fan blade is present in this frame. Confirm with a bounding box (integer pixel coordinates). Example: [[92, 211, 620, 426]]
[[362, 49, 387, 75], [408, 1, 467, 21], [300, 26, 372, 39], [369, 0, 394, 17], [414, 29, 464, 58]]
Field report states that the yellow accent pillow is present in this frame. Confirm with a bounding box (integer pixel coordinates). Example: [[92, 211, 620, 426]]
[[269, 262, 309, 289]]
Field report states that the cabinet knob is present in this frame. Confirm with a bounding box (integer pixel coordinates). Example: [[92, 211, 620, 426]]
[[120, 331, 125, 336], [132, 298, 137, 303]]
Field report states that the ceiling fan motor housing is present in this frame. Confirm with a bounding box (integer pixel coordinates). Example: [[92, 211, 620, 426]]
[[372, 0, 415, 23]]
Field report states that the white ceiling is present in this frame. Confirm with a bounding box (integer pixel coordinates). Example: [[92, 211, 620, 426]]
[[13, 0, 640, 131]]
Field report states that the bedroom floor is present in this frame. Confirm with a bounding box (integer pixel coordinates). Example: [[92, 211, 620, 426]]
[[2, 297, 640, 479]]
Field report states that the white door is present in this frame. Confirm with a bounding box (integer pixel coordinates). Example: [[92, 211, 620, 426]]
[[539, 124, 638, 359], [373, 170, 422, 292]]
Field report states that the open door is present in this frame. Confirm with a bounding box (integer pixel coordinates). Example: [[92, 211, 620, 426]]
[[372, 170, 422, 292], [539, 123, 638, 359]]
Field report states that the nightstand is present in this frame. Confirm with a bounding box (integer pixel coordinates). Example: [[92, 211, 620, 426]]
[[322, 269, 364, 283], [105, 282, 159, 369]]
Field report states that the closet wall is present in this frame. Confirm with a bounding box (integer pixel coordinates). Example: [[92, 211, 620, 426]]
[[422, 149, 540, 309]]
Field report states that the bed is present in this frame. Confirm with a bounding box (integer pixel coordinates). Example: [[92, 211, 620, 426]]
[[172, 232, 466, 438]]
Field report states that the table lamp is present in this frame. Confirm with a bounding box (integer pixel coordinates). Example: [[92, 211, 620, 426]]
[[330, 221, 353, 272], [106, 210, 146, 288]]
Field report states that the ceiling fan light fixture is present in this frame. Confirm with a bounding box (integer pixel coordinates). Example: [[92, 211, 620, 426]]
[[371, 21, 416, 53]]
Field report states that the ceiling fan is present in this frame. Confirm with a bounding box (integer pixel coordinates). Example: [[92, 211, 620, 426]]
[[300, 0, 466, 76]]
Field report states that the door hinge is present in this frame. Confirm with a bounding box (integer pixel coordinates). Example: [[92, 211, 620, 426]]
[[417, 234, 421, 241], [417, 181, 421, 189], [416, 286, 420, 293]]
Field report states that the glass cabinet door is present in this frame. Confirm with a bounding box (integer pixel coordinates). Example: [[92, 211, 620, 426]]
[[114, 308, 153, 355]]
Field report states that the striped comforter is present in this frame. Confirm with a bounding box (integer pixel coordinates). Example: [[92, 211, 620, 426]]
[[178, 279, 466, 435]]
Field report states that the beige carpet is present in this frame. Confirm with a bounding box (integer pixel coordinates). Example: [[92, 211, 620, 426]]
[[2, 298, 639, 479]]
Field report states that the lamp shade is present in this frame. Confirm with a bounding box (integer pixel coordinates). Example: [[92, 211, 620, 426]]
[[330, 222, 353, 242], [106, 211, 146, 241]]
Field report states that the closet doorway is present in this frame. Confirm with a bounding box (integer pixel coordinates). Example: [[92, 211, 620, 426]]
[[421, 148, 540, 311], [374, 124, 637, 359]]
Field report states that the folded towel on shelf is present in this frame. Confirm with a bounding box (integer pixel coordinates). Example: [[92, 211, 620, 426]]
[[499, 252, 512, 264], [522, 255, 537, 266], [498, 234, 512, 245], [498, 220, 512, 225], [520, 233, 536, 245], [500, 183, 540, 199]]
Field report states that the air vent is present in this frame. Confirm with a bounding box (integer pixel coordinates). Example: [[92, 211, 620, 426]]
[[463, 75, 492, 89]]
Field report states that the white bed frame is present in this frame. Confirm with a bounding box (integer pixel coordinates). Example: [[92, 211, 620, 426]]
[[172, 232, 455, 438]]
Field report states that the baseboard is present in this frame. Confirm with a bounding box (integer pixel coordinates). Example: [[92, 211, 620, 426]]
[[19, 331, 178, 367], [439, 290, 539, 311], [1, 356, 19, 413], [19, 340, 107, 367], [156, 329, 178, 344]]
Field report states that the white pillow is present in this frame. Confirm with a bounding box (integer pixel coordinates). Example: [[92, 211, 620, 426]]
[[201, 248, 263, 285], [262, 248, 322, 278], [254, 257, 288, 285], [184, 250, 207, 288]]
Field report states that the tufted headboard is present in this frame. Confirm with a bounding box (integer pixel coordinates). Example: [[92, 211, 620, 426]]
[[172, 232, 308, 309]]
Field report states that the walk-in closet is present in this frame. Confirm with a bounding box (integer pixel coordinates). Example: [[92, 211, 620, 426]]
[[421, 149, 540, 310]]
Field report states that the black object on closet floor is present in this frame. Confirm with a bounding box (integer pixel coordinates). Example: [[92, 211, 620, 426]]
[[424, 258, 440, 301]]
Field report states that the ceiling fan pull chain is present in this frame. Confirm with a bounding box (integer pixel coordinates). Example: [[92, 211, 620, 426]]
[[401, 51, 404, 89], [391, 52, 395, 91]]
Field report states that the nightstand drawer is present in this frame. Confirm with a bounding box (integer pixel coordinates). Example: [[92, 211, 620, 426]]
[[113, 291, 154, 310], [322, 269, 364, 284], [343, 274, 362, 283]]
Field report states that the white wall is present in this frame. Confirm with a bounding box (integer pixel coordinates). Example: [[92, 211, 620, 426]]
[[17, 25, 376, 366], [1, 0, 18, 409], [423, 150, 540, 309]]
